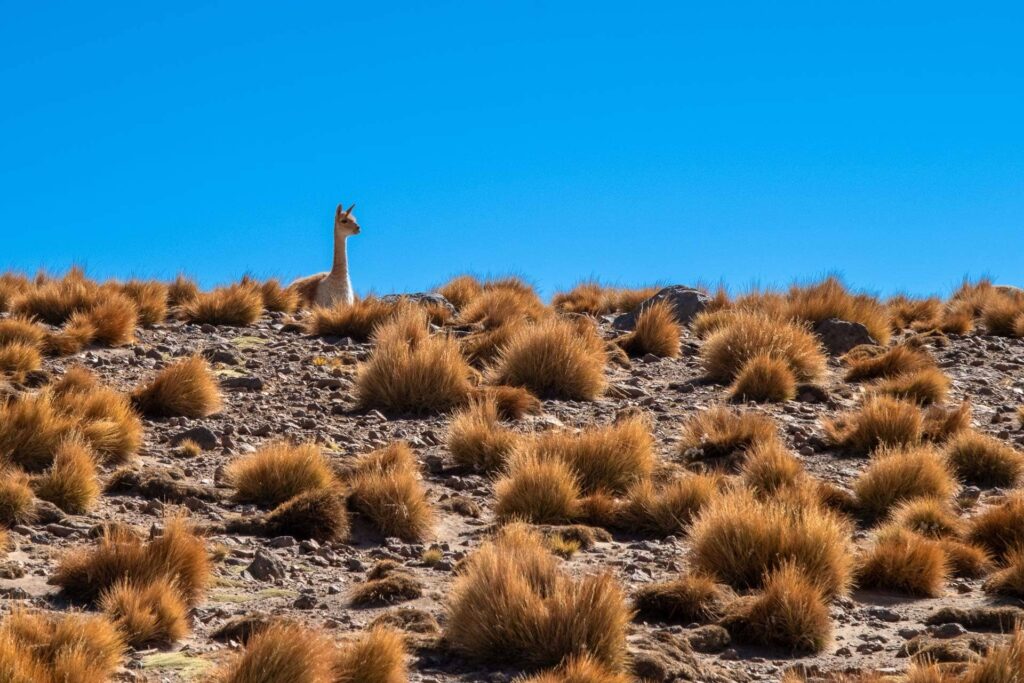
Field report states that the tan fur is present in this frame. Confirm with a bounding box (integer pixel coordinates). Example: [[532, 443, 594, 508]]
[[290, 203, 360, 308]]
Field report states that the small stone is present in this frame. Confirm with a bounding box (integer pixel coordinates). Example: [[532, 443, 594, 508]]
[[247, 550, 286, 581], [931, 622, 968, 639], [170, 426, 219, 450]]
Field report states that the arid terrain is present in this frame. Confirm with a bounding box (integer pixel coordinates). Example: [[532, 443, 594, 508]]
[[3, 272, 1024, 683]]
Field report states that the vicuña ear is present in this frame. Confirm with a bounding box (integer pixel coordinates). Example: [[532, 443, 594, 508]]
[[335, 203, 345, 220], [345, 203, 356, 216]]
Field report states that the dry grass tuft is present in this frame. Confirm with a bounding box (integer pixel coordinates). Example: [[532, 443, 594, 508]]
[[728, 353, 798, 403], [77, 292, 138, 346], [0, 468, 36, 526], [474, 384, 542, 420], [258, 279, 299, 313], [488, 317, 607, 400], [616, 473, 721, 536], [99, 577, 189, 648], [1, 610, 125, 682], [356, 307, 473, 415], [31, 437, 101, 513], [844, 344, 934, 382], [167, 274, 200, 307], [334, 626, 407, 683], [459, 287, 547, 329], [52, 516, 210, 605], [867, 367, 951, 406], [889, 498, 964, 539], [889, 295, 943, 331], [0, 272, 30, 314], [0, 341, 41, 378], [785, 276, 891, 345], [132, 355, 223, 418], [967, 494, 1024, 559], [434, 275, 483, 311], [721, 562, 832, 654], [350, 563, 423, 607], [678, 405, 780, 469], [349, 442, 434, 541], [984, 547, 1024, 599], [633, 573, 732, 624], [940, 539, 993, 579], [961, 627, 1024, 683], [922, 401, 972, 442], [215, 621, 332, 683], [740, 440, 806, 496], [0, 393, 79, 471], [495, 454, 581, 524], [852, 445, 957, 521], [701, 311, 827, 383], [616, 300, 680, 358], [0, 317, 46, 347], [824, 397, 923, 453], [307, 297, 399, 340], [119, 279, 169, 326], [262, 487, 351, 542], [10, 272, 100, 325], [855, 525, 948, 597], [518, 655, 632, 683], [227, 441, 335, 507], [946, 430, 1024, 488], [447, 397, 520, 472], [445, 524, 630, 670], [688, 490, 854, 596], [56, 382, 143, 464], [182, 283, 263, 326]]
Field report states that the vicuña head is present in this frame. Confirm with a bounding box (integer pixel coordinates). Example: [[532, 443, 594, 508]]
[[288, 202, 360, 308]]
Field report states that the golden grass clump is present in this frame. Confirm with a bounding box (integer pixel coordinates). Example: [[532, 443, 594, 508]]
[[0, 393, 79, 471], [474, 384, 542, 420], [552, 281, 607, 315], [0, 341, 41, 378], [258, 278, 299, 313], [852, 445, 957, 521], [824, 397, 923, 453], [889, 498, 964, 539], [940, 539, 993, 579], [616, 473, 722, 536], [740, 440, 806, 497], [922, 401, 972, 442], [356, 307, 473, 415], [76, 292, 138, 346], [215, 621, 333, 683], [167, 273, 200, 307], [459, 286, 547, 329], [633, 573, 732, 624], [785, 276, 892, 345], [0, 468, 35, 526], [518, 655, 632, 683], [701, 311, 826, 383], [434, 274, 483, 311], [44, 317, 97, 356], [52, 516, 210, 605], [984, 547, 1024, 599], [10, 272, 100, 325], [982, 296, 1024, 336], [866, 367, 950, 406], [843, 344, 934, 382], [227, 441, 335, 507], [888, 295, 943, 331], [0, 317, 46, 347], [31, 438, 100, 514], [961, 627, 1024, 683], [0, 272, 30, 314], [119, 279, 169, 326], [967, 494, 1024, 559], [678, 404, 780, 469], [727, 353, 798, 403], [349, 442, 434, 541], [946, 430, 1024, 488], [333, 626, 408, 683], [262, 487, 351, 543], [132, 355, 223, 418], [1, 610, 125, 682], [688, 490, 854, 596], [99, 577, 189, 647], [182, 283, 263, 326], [488, 316, 607, 401], [444, 524, 630, 670], [616, 300, 680, 358], [721, 562, 832, 654], [494, 454, 581, 524], [855, 525, 948, 597], [447, 397, 520, 472], [56, 382, 143, 464], [307, 297, 399, 340]]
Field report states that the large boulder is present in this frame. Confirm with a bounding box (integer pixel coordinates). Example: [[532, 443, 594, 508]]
[[613, 286, 711, 331], [813, 318, 876, 356]]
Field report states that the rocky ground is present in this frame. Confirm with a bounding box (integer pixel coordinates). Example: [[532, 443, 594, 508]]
[[3, 305, 1024, 682]]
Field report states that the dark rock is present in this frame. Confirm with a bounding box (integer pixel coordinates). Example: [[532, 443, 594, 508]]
[[247, 550, 286, 581], [795, 383, 830, 403], [292, 594, 318, 609], [613, 286, 711, 331], [220, 376, 265, 391], [33, 500, 65, 525], [927, 606, 1024, 632], [211, 613, 272, 644], [170, 426, 219, 450], [813, 318, 877, 356], [687, 625, 731, 653]]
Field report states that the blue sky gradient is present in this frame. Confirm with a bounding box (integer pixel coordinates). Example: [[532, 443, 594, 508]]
[[1, 1, 1021, 297]]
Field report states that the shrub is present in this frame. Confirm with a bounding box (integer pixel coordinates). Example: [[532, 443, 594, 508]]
[[616, 474, 721, 536], [10, 274, 99, 325], [356, 308, 473, 415], [459, 287, 546, 329], [518, 655, 631, 683], [785, 276, 891, 345], [215, 621, 332, 683], [334, 626, 407, 683], [349, 443, 434, 541], [967, 494, 1024, 559], [728, 354, 797, 403], [52, 516, 210, 605], [701, 311, 826, 383], [721, 562, 832, 654], [77, 292, 138, 346], [119, 279, 169, 326], [855, 526, 947, 597], [258, 279, 298, 313], [474, 384, 542, 420], [740, 440, 806, 496], [262, 487, 350, 543], [182, 283, 263, 326], [983, 297, 1024, 336], [0, 393, 79, 471], [522, 415, 654, 493], [132, 355, 223, 418], [489, 317, 607, 400], [57, 383, 143, 464], [889, 295, 943, 331], [946, 430, 1024, 487], [824, 397, 923, 454], [940, 539, 993, 579], [844, 344, 934, 382], [1, 610, 124, 682], [922, 401, 972, 442], [962, 628, 1024, 683], [0, 341, 41, 377], [852, 445, 956, 521], [889, 498, 964, 539], [867, 367, 950, 406], [167, 274, 200, 307], [350, 564, 423, 607], [616, 300, 680, 358], [633, 574, 732, 624], [307, 297, 398, 340], [688, 490, 854, 596], [227, 441, 335, 507], [99, 577, 189, 647], [0, 469, 35, 526], [984, 547, 1024, 599], [447, 397, 520, 472], [32, 438, 100, 513], [434, 275, 483, 311], [494, 454, 581, 524], [678, 405, 780, 469], [0, 317, 46, 347], [444, 524, 630, 670]]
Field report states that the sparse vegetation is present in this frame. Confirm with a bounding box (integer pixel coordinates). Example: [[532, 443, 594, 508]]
[[447, 397, 520, 472], [633, 573, 732, 624], [182, 282, 264, 326], [132, 355, 223, 418], [616, 300, 680, 358], [334, 626, 408, 683], [852, 445, 957, 521], [99, 577, 190, 647], [349, 442, 434, 541], [495, 454, 581, 523], [678, 405, 780, 469], [946, 430, 1024, 487], [855, 525, 948, 597], [215, 621, 332, 683], [867, 367, 951, 406], [227, 441, 335, 507], [824, 397, 923, 453], [31, 437, 101, 513], [728, 353, 798, 402], [701, 311, 827, 383]]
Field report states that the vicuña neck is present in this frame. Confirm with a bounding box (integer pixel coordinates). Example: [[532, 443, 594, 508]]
[[328, 233, 349, 282]]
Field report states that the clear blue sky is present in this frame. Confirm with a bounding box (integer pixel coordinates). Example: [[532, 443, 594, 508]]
[[1, 1, 1021, 298]]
